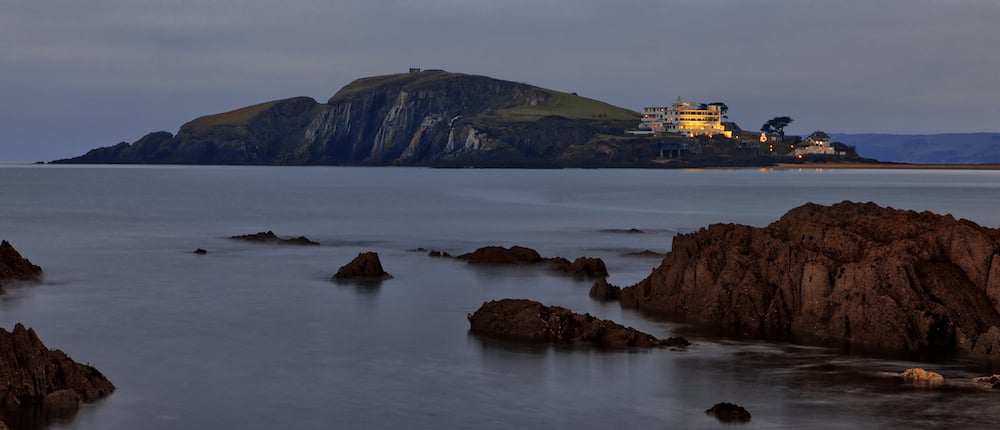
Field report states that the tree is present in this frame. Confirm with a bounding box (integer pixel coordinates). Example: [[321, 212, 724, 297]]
[[761, 116, 793, 141]]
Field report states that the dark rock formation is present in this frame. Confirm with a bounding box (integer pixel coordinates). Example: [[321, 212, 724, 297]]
[[193, 248, 207, 255], [428, 250, 451, 258], [705, 402, 752, 423], [972, 374, 1000, 389], [230, 231, 319, 246], [0, 324, 114, 409], [619, 201, 1000, 359], [589, 278, 622, 301], [457, 246, 544, 265], [52, 71, 639, 167], [623, 249, 664, 258], [546, 257, 609, 278], [467, 299, 686, 349], [42, 389, 82, 410], [333, 252, 392, 281], [0, 240, 43, 290]]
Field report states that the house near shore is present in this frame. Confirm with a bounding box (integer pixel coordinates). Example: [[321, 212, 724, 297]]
[[792, 131, 844, 158], [630, 97, 733, 138]]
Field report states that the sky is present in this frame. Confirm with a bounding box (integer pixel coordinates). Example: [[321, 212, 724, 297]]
[[2, 0, 998, 161]]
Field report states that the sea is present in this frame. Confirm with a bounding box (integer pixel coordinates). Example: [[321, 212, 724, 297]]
[[1, 164, 999, 429]]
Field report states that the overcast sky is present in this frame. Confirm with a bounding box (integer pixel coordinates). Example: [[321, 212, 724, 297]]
[[2, 0, 998, 161]]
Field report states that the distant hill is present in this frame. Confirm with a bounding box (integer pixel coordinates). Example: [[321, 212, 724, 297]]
[[831, 133, 1000, 164], [53, 70, 642, 167]]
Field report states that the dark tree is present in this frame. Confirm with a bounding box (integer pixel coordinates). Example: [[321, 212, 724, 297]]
[[761, 116, 793, 141]]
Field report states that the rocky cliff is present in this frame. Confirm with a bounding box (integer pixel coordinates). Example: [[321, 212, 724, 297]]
[[54, 70, 639, 166], [619, 201, 1000, 359], [0, 240, 42, 293], [0, 324, 115, 408]]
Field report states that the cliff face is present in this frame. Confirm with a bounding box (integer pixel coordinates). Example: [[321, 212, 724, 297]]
[[620, 201, 1000, 359], [55, 71, 639, 166], [0, 240, 42, 293]]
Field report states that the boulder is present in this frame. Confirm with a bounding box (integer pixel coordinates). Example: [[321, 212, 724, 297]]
[[0, 240, 43, 290], [333, 252, 392, 281], [0, 324, 114, 407], [589, 278, 622, 301], [619, 201, 1000, 359], [428, 250, 451, 258], [193, 248, 208, 255], [901, 368, 944, 386], [467, 299, 684, 349], [705, 402, 752, 423], [457, 246, 543, 265], [546, 257, 609, 278], [230, 231, 319, 246]]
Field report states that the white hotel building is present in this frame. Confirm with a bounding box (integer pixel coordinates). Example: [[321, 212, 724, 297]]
[[637, 97, 731, 138]]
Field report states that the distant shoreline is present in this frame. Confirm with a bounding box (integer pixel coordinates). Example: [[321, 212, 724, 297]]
[[773, 162, 1000, 170]]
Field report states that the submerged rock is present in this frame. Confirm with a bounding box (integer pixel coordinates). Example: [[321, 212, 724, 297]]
[[333, 252, 392, 281], [230, 231, 320, 246], [0, 324, 114, 409], [0, 240, 43, 290], [619, 201, 1000, 359], [623, 249, 664, 258], [193, 248, 208, 255], [428, 250, 452, 258], [467, 299, 686, 349], [901, 368, 944, 386], [705, 402, 752, 423], [457, 246, 543, 265], [546, 257, 609, 278]]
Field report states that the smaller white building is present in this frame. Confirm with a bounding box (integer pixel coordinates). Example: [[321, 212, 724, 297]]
[[792, 131, 844, 157]]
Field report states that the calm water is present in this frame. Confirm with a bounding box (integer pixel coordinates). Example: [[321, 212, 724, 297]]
[[1, 164, 999, 429]]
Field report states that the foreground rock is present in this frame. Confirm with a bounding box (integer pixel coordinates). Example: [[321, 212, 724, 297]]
[[972, 374, 1000, 389], [230, 231, 319, 246], [705, 402, 752, 423], [467, 299, 688, 348], [0, 240, 43, 291], [0, 324, 114, 409], [620, 201, 1000, 359], [333, 252, 392, 281]]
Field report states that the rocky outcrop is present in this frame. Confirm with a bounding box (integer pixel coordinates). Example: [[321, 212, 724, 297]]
[[972, 374, 1000, 389], [332, 252, 392, 281], [589, 278, 622, 301], [0, 324, 114, 409], [230, 231, 319, 246], [705, 402, 752, 423], [619, 201, 1000, 359], [621, 202, 1000, 358], [467, 299, 688, 349], [901, 368, 944, 386], [0, 240, 42, 290], [457, 246, 544, 265], [547, 257, 609, 278], [52, 71, 639, 167]]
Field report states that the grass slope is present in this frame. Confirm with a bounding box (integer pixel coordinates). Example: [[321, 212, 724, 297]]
[[496, 89, 639, 122]]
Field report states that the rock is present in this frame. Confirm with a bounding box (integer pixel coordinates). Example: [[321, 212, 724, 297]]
[[627, 228, 644, 234], [42, 389, 82, 410], [0, 324, 114, 407], [589, 278, 622, 301], [457, 246, 544, 265], [230, 231, 319, 246], [193, 248, 208, 255], [0, 420, 8, 430], [705, 402, 752, 423], [0, 240, 43, 289], [901, 368, 944, 386], [428, 250, 451, 258], [972, 374, 1000, 389], [623, 249, 664, 258], [333, 252, 392, 281], [467, 299, 675, 349], [546, 257, 609, 278], [619, 201, 1000, 359]]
